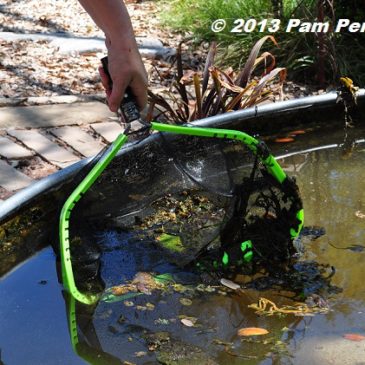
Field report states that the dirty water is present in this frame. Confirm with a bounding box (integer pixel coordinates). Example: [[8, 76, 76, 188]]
[[0, 125, 365, 365]]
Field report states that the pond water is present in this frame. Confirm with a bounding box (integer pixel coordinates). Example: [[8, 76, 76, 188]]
[[0, 124, 364, 365]]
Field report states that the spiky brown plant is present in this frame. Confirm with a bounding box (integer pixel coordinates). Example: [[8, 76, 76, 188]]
[[147, 36, 287, 124]]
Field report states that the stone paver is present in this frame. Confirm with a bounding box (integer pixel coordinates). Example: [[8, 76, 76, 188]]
[[50, 126, 105, 157], [0, 136, 34, 159], [7, 129, 79, 168], [0, 159, 32, 190], [0, 102, 113, 130], [90, 121, 125, 143]]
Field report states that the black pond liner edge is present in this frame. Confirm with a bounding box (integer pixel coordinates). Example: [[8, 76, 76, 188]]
[[1, 90, 364, 224]]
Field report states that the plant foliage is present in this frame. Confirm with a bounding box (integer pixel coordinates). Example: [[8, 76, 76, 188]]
[[148, 36, 286, 124], [162, 0, 365, 85]]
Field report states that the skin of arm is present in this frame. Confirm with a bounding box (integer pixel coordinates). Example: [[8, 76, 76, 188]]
[[78, 0, 148, 112]]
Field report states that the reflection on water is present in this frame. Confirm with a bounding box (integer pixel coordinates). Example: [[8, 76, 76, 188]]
[[277, 127, 365, 364], [0, 126, 365, 364]]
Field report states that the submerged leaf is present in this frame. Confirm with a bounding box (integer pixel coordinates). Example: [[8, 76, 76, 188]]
[[102, 291, 143, 303], [237, 327, 269, 336], [275, 137, 295, 143], [179, 297, 193, 306], [290, 130, 306, 135], [220, 278, 240, 290], [154, 273, 175, 284], [156, 233, 184, 252], [181, 318, 195, 327], [343, 333, 365, 341]]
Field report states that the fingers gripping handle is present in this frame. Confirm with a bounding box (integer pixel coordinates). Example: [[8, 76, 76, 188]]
[[101, 56, 141, 123]]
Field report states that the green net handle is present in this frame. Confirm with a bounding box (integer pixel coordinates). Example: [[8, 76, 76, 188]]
[[59, 134, 128, 305], [152, 122, 286, 181]]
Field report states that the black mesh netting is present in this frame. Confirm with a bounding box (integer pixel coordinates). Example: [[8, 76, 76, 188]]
[[68, 132, 302, 289]]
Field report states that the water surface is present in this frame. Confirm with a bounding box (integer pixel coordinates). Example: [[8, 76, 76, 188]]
[[1, 125, 364, 364]]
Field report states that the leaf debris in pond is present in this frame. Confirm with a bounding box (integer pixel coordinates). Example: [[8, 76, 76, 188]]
[[154, 318, 170, 325], [237, 327, 269, 336], [135, 302, 155, 311], [111, 284, 136, 296], [220, 278, 240, 290], [355, 210, 365, 219], [172, 283, 188, 293], [156, 233, 184, 252], [212, 339, 233, 346], [196, 284, 217, 293], [343, 333, 365, 341], [179, 297, 193, 306], [124, 301, 134, 307], [146, 302, 155, 311], [181, 318, 195, 327], [274, 137, 295, 143], [134, 351, 147, 357], [290, 130, 306, 135], [179, 315, 198, 327], [248, 297, 329, 316], [154, 273, 175, 284]]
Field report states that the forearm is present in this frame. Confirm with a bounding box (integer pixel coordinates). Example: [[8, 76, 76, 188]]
[[78, 0, 136, 46], [78, 0, 148, 111]]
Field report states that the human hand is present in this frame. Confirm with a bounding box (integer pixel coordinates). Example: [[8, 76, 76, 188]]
[[99, 36, 148, 113]]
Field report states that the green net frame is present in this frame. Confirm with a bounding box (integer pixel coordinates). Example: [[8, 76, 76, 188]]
[[59, 122, 304, 305]]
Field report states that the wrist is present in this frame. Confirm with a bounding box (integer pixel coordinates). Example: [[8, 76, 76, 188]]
[[105, 33, 139, 55]]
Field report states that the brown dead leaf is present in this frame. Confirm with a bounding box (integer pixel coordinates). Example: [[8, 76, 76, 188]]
[[343, 333, 365, 341], [237, 327, 269, 336], [111, 285, 135, 296]]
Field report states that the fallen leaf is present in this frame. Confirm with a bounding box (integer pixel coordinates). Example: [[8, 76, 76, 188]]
[[156, 233, 184, 252], [290, 130, 306, 135], [220, 278, 240, 290], [181, 318, 195, 327], [111, 285, 134, 296], [274, 137, 295, 143], [343, 333, 365, 341], [237, 327, 269, 336]]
